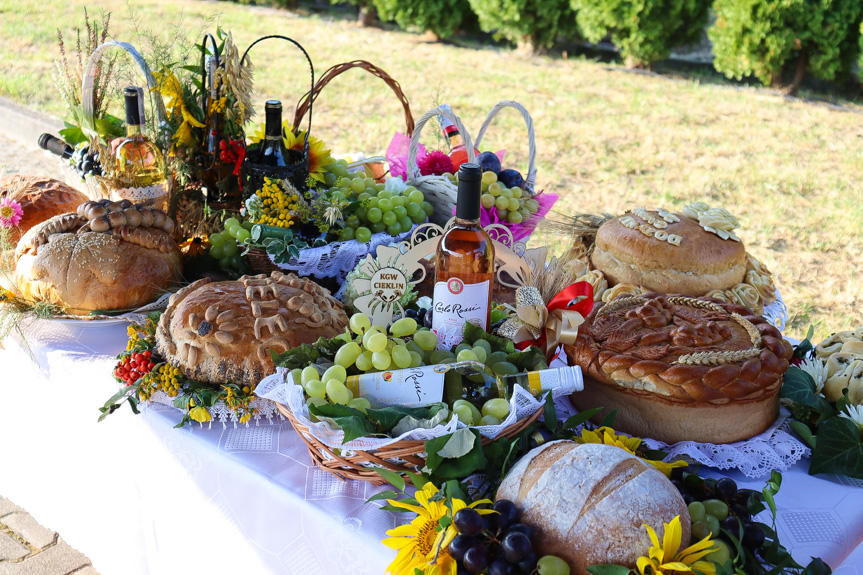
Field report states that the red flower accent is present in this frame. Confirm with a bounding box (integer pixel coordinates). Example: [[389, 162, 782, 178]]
[[417, 150, 453, 176]]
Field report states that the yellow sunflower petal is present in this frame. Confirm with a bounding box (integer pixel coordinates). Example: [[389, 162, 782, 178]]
[[636, 556, 657, 575], [386, 500, 428, 517], [662, 516, 683, 558], [660, 561, 693, 570], [643, 523, 661, 551], [690, 560, 717, 575]]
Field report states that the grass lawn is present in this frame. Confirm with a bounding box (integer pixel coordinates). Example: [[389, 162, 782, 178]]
[[0, 0, 860, 339]]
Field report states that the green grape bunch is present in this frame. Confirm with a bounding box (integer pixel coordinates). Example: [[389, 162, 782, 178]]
[[321, 159, 434, 242]]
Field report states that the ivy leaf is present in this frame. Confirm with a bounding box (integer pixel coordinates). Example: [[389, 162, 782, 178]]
[[780, 367, 834, 418], [425, 429, 487, 479], [809, 416, 863, 479], [586, 566, 632, 575]]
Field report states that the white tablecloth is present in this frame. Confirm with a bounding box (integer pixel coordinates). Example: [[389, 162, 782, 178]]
[[1, 319, 862, 574]]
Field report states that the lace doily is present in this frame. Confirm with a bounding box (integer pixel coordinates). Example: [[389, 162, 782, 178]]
[[263, 229, 413, 285], [762, 288, 789, 332], [555, 399, 808, 478], [255, 366, 583, 452], [141, 388, 284, 428], [113, 183, 168, 202]]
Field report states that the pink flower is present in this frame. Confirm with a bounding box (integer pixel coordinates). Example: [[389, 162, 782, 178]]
[[0, 197, 23, 228], [418, 150, 453, 176]]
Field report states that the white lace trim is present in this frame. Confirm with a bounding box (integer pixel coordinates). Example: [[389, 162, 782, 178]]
[[142, 389, 285, 429], [255, 366, 582, 452], [113, 183, 168, 202]]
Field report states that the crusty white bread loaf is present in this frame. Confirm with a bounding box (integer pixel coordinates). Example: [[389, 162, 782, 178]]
[[496, 441, 689, 575]]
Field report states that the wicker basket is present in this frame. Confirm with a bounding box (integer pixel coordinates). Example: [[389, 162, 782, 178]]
[[81, 41, 171, 211], [277, 402, 544, 485], [406, 101, 539, 228]]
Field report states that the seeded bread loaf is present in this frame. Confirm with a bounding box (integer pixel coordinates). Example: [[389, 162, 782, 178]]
[[155, 271, 348, 386], [496, 441, 689, 575]]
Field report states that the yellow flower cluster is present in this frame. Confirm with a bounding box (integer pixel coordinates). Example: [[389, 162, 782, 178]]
[[253, 177, 299, 228], [210, 96, 227, 114], [154, 364, 183, 397], [223, 384, 256, 425]]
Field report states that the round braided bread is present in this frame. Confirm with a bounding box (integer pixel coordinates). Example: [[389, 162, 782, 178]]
[[566, 293, 792, 444]]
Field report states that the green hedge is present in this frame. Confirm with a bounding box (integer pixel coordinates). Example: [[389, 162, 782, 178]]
[[711, 0, 863, 91], [372, 0, 473, 39], [572, 0, 709, 68], [467, 0, 579, 54]]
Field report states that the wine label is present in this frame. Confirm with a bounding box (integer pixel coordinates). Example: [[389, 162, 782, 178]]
[[345, 365, 448, 408], [432, 278, 490, 349]]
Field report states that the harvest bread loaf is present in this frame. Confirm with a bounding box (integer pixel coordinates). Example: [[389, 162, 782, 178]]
[[567, 293, 792, 444], [0, 175, 89, 242], [496, 441, 689, 575], [592, 208, 746, 295], [572, 204, 778, 317], [13, 201, 181, 314], [155, 271, 348, 386]]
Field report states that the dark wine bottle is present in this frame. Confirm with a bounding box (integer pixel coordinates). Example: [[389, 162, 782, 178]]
[[38, 133, 74, 159], [257, 100, 288, 167]]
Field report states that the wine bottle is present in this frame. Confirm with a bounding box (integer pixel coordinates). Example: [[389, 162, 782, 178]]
[[114, 86, 167, 190], [344, 360, 580, 409], [438, 104, 478, 172], [257, 100, 289, 167], [38, 133, 73, 159], [433, 163, 494, 348]]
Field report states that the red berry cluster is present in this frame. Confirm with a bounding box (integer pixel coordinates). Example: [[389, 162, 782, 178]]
[[219, 139, 244, 163], [115, 351, 155, 385]]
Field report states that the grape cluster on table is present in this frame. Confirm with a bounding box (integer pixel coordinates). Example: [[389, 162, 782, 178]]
[[322, 159, 434, 242], [451, 500, 569, 575], [71, 145, 103, 177], [672, 469, 767, 564], [207, 217, 249, 272]]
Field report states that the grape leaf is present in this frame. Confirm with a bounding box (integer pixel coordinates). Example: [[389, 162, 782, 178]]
[[368, 404, 447, 433], [269, 344, 319, 370], [780, 367, 834, 416], [809, 416, 863, 479], [308, 403, 376, 443]]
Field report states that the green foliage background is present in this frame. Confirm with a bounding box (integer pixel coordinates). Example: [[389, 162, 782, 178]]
[[572, 0, 710, 67], [467, 0, 579, 52]]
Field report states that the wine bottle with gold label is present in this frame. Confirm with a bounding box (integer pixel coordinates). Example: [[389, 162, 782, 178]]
[[113, 86, 167, 194], [433, 162, 495, 349]]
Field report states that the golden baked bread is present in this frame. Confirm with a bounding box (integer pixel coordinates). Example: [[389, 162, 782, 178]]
[[13, 202, 182, 314], [496, 441, 689, 575], [567, 293, 792, 444], [591, 210, 747, 296], [0, 175, 89, 242], [155, 271, 348, 386]]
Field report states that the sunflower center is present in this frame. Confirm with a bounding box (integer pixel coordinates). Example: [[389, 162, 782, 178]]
[[415, 518, 438, 557]]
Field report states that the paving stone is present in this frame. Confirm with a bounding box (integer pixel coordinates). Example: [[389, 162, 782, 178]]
[[0, 497, 24, 519], [2, 512, 56, 549], [0, 529, 29, 561], [0, 541, 90, 575]]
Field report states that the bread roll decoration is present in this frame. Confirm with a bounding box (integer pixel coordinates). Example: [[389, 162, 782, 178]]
[[12, 201, 183, 314]]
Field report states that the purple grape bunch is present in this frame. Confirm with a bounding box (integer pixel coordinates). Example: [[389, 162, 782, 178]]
[[450, 499, 569, 575]]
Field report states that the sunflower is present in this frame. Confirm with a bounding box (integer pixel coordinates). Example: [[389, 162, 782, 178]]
[[248, 121, 332, 183], [637, 516, 717, 575], [382, 483, 494, 575], [574, 426, 688, 477]]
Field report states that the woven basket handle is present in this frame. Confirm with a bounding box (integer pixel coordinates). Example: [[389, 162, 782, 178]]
[[407, 106, 475, 181], [82, 41, 167, 135], [241, 35, 314, 152], [293, 60, 414, 136], [473, 100, 537, 191]]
